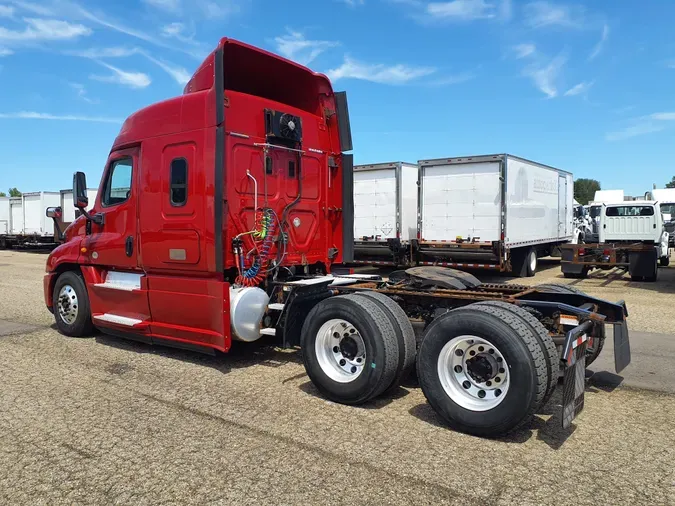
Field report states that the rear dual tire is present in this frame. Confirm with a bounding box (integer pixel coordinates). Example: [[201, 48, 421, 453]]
[[511, 247, 537, 277], [417, 303, 555, 437], [301, 294, 403, 404]]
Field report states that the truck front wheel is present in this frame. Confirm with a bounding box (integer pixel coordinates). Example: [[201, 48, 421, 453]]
[[417, 305, 549, 437], [52, 271, 94, 337], [300, 295, 400, 405]]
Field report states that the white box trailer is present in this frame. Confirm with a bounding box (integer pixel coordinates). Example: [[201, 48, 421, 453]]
[[0, 197, 9, 235], [353, 162, 418, 265], [60, 188, 98, 223], [23, 192, 61, 235], [417, 154, 573, 276], [9, 197, 23, 235]]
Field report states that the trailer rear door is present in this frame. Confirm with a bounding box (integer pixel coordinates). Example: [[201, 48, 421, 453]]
[[558, 174, 568, 236], [420, 161, 501, 242], [10, 198, 23, 234], [354, 166, 398, 240]]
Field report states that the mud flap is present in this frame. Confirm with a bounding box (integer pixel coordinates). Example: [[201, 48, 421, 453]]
[[562, 338, 588, 429], [613, 322, 631, 374]]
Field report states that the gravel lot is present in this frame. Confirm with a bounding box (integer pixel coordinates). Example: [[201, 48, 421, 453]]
[[1, 250, 675, 505]]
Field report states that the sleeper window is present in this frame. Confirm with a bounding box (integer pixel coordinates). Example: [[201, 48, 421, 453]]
[[170, 158, 188, 206]]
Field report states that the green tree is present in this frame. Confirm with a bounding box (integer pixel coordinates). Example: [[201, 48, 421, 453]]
[[0, 191, 5, 197], [574, 178, 601, 205], [8, 188, 21, 197], [666, 177, 675, 189]]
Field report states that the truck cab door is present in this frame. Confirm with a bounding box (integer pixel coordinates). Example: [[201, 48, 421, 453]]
[[85, 148, 139, 270]]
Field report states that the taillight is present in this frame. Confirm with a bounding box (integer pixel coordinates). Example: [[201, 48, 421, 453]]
[[603, 249, 611, 256], [578, 248, 586, 256]]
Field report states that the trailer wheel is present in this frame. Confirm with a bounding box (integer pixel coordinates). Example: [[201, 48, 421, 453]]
[[417, 305, 549, 437], [475, 301, 558, 407], [52, 271, 94, 337], [352, 291, 417, 389], [511, 247, 537, 277], [300, 295, 400, 405]]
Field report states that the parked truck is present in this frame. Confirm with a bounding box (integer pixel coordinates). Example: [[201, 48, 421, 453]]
[[561, 201, 669, 281], [353, 162, 418, 266], [0, 191, 61, 248], [416, 154, 573, 276], [646, 188, 675, 246], [43, 37, 631, 437]]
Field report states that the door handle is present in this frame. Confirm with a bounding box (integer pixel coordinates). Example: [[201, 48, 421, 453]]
[[125, 236, 134, 257]]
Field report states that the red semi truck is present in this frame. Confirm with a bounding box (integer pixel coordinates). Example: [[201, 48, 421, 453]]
[[44, 38, 631, 437]]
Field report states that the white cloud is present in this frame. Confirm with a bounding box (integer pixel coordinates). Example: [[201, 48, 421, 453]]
[[69, 82, 97, 104], [588, 23, 609, 61], [606, 113, 675, 141], [513, 43, 536, 59], [326, 56, 436, 84], [0, 17, 91, 42], [0, 111, 120, 122], [68, 46, 137, 58], [138, 50, 191, 85], [522, 53, 566, 98], [0, 47, 12, 56], [650, 112, 675, 121], [426, 0, 496, 20], [161, 22, 184, 37], [524, 1, 584, 29], [564, 80, 593, 96], [6, 0, 54, 16], [90, 61, 151, 89], [339, 0, 365, 6], [274, 29, 339, 66], [499, 0, 512, 21], [142, 0, 181, 13], [0, 5, 15, 17], [198, 0, 238, 18]]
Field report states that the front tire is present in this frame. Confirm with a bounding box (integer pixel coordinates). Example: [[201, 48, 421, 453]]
[[300, 295, 400, 405], [417, 304, 549, 437], [52, 271, 94, 337]]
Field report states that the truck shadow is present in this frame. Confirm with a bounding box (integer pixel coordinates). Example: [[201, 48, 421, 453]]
[[297, 380, 411, 408], [92, 332, 303, 375], [553, 265, 675, 295], [406, 383, 624, 450]]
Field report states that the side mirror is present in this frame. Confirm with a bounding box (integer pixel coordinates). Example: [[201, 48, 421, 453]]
[[73, 171, 88, 208], [46, 207, 62, 219]]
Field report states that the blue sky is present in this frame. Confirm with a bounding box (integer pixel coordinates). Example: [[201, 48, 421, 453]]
[[0, 0, 674, 197]]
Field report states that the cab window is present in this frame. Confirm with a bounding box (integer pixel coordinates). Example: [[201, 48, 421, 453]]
[[170, 158, 188, 206], [102, 158, 133, 207]]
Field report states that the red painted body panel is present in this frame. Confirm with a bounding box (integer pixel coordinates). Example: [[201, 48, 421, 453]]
[[43, 272, 57, 309], [44, 38, 346, 354]]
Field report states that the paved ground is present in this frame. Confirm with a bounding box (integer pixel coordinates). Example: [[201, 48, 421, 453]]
[[1, 251, 675, 505]]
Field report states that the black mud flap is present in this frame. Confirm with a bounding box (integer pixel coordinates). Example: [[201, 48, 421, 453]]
[[613, 322, 631, 374], [562, 338, 588, 429]]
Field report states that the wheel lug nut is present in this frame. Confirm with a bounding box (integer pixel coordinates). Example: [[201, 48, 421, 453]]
[[333, 346, 339, 353], [478, 346, 484, 352], [469, 350, 475, 356], [488, 349, 494, 354], [356, 358, 362, 363], [478, 390, 486, 398], [333, 332, 340, 338], [499, 368, 505, 374], [462, 380, 471, 389], [454, 365, 462, 373], [497, 357, 503, 363], [495, 377, 501, 383], [486, 381, 492, 387], [339, 359, 346, 366]]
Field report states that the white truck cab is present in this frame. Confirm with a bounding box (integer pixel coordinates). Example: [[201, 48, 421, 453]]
[[600, 201, 670, 264]]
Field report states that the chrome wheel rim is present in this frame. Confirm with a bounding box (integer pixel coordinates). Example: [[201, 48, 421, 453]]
[[437, 335, 510, 411], [529, 251, 537, 272], [57, 285, 79, 325], [315, 319, 366, 383]]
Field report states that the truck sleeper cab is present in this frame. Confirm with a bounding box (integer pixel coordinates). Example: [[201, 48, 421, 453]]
[[45, 38, 631, 438]]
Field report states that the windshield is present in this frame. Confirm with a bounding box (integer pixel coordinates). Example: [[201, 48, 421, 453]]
[[606, 205, 655, 217], [660, 203, 675, 217], [590, 206, 602, 218]]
